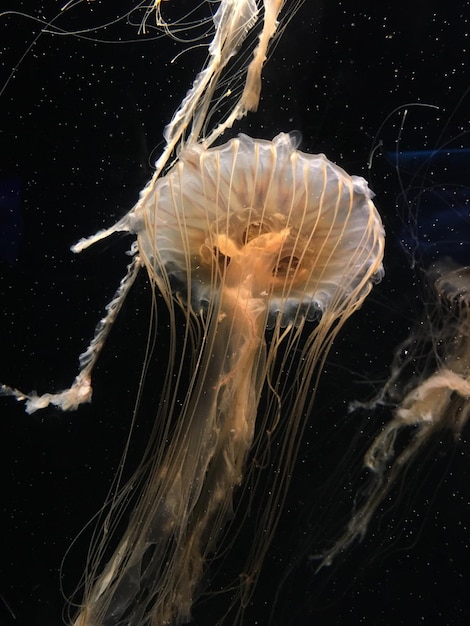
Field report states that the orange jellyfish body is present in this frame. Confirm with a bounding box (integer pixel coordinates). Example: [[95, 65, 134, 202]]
[[67, 132, 384, 625], [0, 3, 385, 623]]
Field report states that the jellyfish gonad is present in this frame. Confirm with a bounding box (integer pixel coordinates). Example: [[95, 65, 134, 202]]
[[1, 1, 385, 624]]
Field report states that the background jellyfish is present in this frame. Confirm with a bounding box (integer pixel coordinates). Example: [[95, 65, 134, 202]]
[[0, 1, 469, 625], [309, 91, 470, 571], [314, 258, 470, 570]]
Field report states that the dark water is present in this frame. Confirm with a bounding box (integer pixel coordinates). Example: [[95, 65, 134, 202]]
[[0, 1, 468, 625]]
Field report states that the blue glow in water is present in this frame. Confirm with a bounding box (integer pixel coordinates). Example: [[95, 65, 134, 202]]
[[387, 148, 470, 264]]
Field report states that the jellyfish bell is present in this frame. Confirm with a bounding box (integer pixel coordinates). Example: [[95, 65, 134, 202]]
[[134, 132, 384, 319]]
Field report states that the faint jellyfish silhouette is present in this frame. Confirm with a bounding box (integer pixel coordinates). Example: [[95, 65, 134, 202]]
[[0, 1, 386, 624], [316, 119, 470, 569], [316, 258, 470, 568]]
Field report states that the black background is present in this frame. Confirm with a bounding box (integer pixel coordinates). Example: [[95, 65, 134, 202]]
[[0, 1, 469, 625]]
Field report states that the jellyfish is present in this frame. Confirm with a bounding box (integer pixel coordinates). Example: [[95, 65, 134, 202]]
[[313, 109, 470, 569], [313, 258, 470, 570], [1, 130, 384, 623], [1, 1, 385, 624]]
